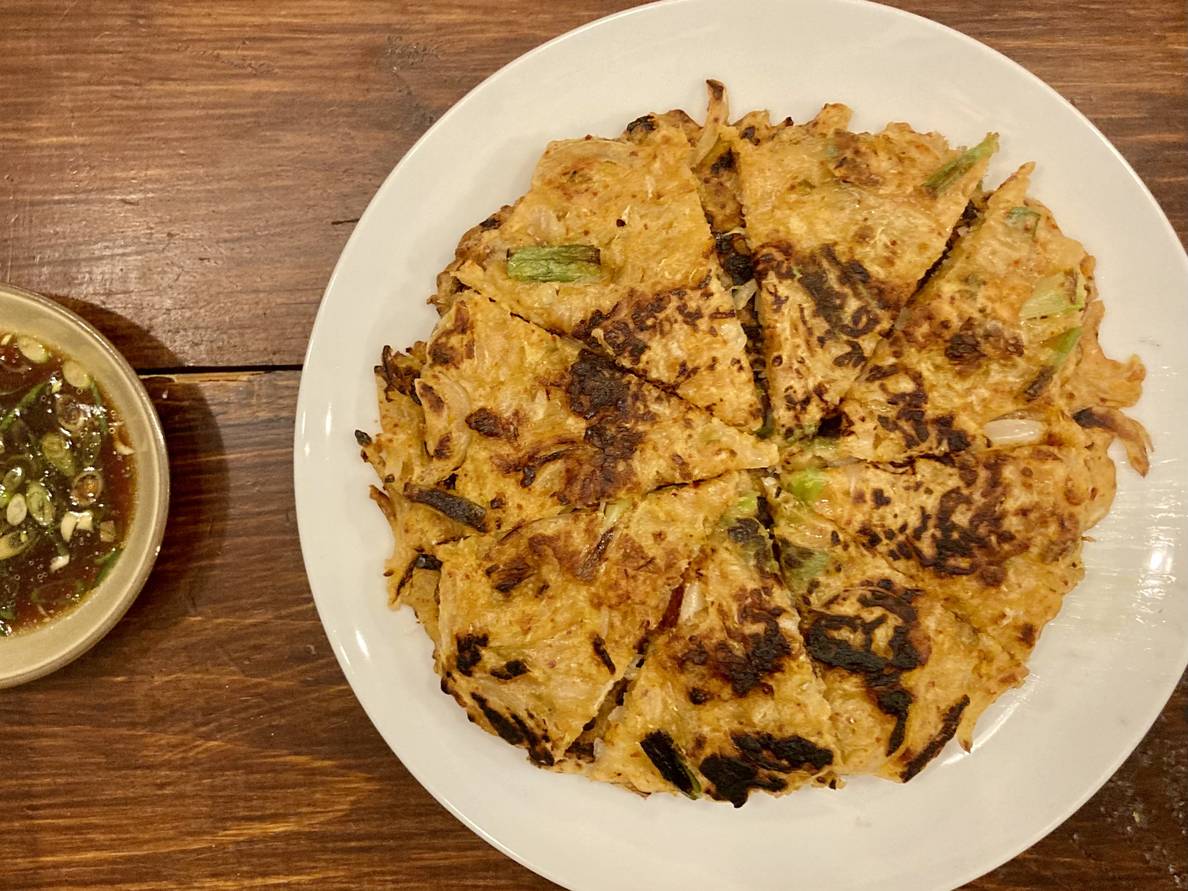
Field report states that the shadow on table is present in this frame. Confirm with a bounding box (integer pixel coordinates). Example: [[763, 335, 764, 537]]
[[45, 292, 187, 370]]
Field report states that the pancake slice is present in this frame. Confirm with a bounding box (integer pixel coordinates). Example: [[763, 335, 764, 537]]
[[623, 81, 748, 245], [435, 473, 747, 765], [434, 119, 762, 429], [785, 441, 1110, 662], [359, 344, 465, 647], [410, 293, 775, 536], [734, 105, 996, 438], [767, 495, 1025, 779], [623, 81, 774, 435], [839, 163, 1149, 468], [585, 479, 838, 806]]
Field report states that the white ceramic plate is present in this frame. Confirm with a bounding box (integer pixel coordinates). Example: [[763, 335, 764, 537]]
[[294, 2, 1188, 888]]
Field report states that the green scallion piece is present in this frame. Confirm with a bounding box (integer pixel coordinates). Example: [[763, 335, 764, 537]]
[[40, 432, 76, 477], [602, 498, 632, 527], [784, 467, 826, 504], [507, 245, 602, 283], [25, 482, 54, 527], [0, 466, 24, 509], [1020, 272, 1079, 320], [731, 493, 759, 517], [1023, 326, 1084, 400], [1006, 206, 1040, 229], [95, 547, 123, 585], [0, 382, 47, 432], [0, 529, 35, 561], [1047, 327, 1083, 366], [923, 134, 998, 195]]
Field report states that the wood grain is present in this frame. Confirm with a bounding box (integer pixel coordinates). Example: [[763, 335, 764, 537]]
[[1, 1, 1185, 889], [0, 0, 1183, 369]]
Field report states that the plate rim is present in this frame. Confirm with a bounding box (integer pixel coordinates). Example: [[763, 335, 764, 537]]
[[294, 1, 1188, 888]]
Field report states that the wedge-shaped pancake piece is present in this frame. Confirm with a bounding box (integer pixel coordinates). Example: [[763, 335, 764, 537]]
[[784, 443, 1107, 661], [434, 121, 761, 429], [734, 105, 996, 437], [360, 344, 465, 646], [435, 473, 746, 766], [623, 81, 750, 244], [585, 484, 838, 806], [840, 164, 1149, 465], [767, 496, 1025, 780], [622, 83, 773, 433], [410, 293, 776, 535]]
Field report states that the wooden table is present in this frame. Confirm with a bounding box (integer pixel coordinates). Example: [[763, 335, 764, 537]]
[[2, 2, 1184, 888]]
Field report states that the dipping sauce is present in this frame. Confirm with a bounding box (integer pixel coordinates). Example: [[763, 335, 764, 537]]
[[0, 333, 135, 635]]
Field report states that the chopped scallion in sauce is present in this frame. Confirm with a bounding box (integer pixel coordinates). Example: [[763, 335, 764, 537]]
[[0, 333, 134, 636]]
